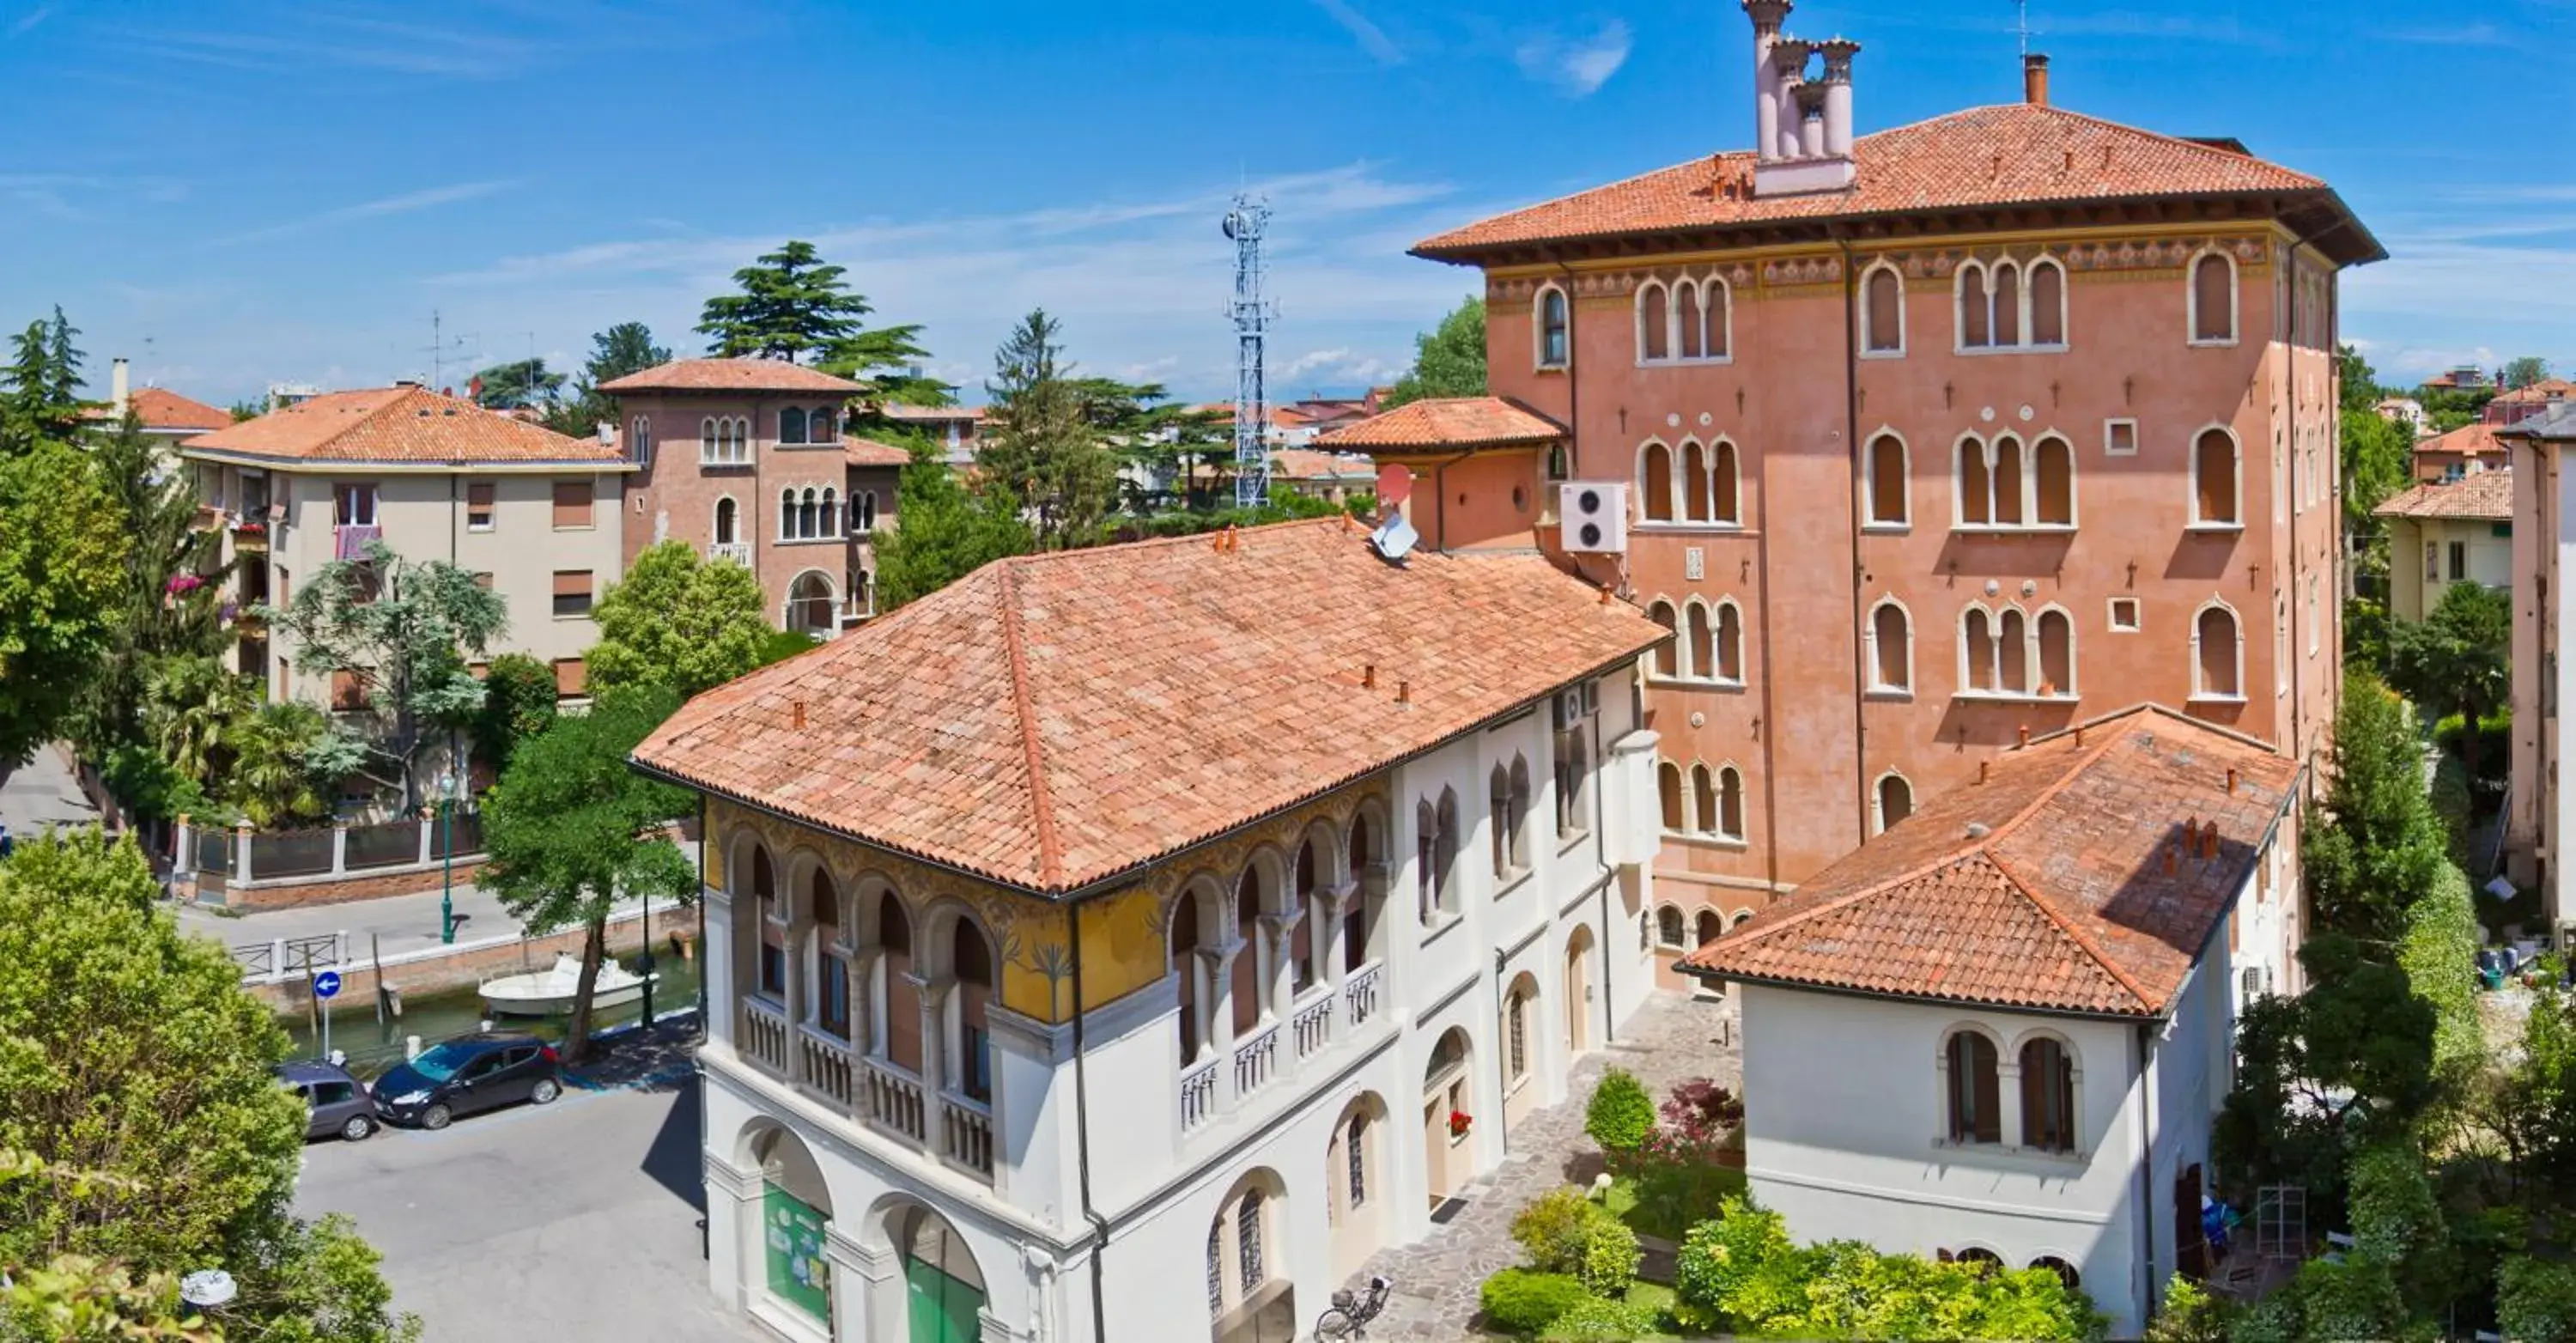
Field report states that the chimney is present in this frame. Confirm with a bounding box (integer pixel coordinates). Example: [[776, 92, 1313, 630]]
[[2023, 52, 2050, 106], [1744, 1, 1794, 164], [791, 700, 806, 730], [1363, 663, 1377, 690], [1819, 38, 1861, 158], [1795, 82, 1829, 158], [111, 356, 130, 414], [2225, 767, 2239, 795], [1771, 39, 1815, 159]]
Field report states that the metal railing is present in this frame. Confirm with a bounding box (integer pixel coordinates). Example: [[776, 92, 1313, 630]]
[[708, 541, 753, 567]]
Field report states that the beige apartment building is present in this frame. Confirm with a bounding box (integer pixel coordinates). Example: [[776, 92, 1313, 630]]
[[180, 384, 635, 708], [2375, 471, 2512, 623], [2506, 404, 2576, 911]]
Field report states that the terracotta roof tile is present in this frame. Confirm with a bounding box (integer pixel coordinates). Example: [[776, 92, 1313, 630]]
[[2374, 471, 2512, 521], [86, 386, 232, 433], [1315, 397, 1564, 451], [2496, 379, 2576, 406], [2416, 422, 2506, 461], [1682, 706, 2298, 1018], [179, 386, 624, 466], [843, 438, 913, 467], [1415, 103, 2369, 261], [598, 358, 865, 395], [634, 517, 1663, 894], [1271, 448, 1377, 482], [877, 404, 987, 423]]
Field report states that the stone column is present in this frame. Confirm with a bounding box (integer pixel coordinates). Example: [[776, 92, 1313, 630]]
[[823, 1224, 886, 1343], [1200, 941, 1242, 1104], [850, 947, 886, 1062], [702, 1152, 764, 1315], [1259, 910, 1297, 1022], [784, 907, 811, 1084]]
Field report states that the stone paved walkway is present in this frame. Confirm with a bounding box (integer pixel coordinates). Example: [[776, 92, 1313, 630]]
[[1340, 991, 1741, 1340]]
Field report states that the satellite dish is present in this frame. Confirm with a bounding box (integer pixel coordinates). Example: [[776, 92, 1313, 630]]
[[1222, 212, 1240, 240], [1369, 513, 1419, 563], [1376, 463, 1414, 507]]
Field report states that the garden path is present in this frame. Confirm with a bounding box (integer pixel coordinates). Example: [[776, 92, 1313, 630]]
[[1338, 990, 1740, 1340]]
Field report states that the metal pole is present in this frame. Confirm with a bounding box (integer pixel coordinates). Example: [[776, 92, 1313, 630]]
[[440, 793, 455, 945], [640, 881, 655, 1027]]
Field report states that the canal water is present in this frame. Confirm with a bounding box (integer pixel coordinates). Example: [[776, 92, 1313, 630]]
[[281, 947, 702, 1081]]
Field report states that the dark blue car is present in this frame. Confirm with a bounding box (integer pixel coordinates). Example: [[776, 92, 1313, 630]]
[[370, 1032, 562, 1130]]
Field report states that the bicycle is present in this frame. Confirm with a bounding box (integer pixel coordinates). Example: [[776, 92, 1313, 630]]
[[1313, 1274, 1392, 1340]]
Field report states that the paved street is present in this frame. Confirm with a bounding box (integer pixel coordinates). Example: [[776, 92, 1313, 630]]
[[0, 743, 100, 840], [294, 1071, 756, 1342]]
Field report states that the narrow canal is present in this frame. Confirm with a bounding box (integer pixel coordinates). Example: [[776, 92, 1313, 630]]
[[282, 948, 703, 1080]]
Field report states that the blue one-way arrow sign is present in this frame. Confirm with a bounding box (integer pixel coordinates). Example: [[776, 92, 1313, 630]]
[[312, 970, 342, 1000]]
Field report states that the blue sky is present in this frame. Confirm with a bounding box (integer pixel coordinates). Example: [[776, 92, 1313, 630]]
[[1, 0, 2569, 409]]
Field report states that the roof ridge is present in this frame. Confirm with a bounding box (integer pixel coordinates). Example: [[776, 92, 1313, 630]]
[[1983, 848, 2159, 1012], [994, 515, 1352, 570], [994, 561, 1065, 888], [1956, 102, 2324, 187]]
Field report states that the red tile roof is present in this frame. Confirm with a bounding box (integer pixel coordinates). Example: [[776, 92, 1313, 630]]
[[1415, 103, 2379, 264], [180, 386, 625, 466], [1315, 397, 1565, 452], [598, 358, 865, 395], [1271, 448, 1378, 482], [2416, 422, 2506, 462], [2375, 471, 2512, 521], [85, 386, 232, 433], [844, 438, 913, 467], [634, 517, 1663, 894], [1681, 706, 2299, 1018], [877, 404, 986, 423], [2496, 379, 2576, 406]]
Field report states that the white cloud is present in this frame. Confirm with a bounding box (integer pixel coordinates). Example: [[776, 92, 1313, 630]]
[[1310, 0, 1400, 64], [9, 5, 56, 37], [1279, 348, 1401, 386], [211, 179, 517, 247], [1514, 20, 1631, 97]]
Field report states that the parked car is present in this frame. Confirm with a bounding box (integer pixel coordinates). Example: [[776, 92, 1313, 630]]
[[278, 1059, 379, 1142], [369, 1032, 563, 1131]]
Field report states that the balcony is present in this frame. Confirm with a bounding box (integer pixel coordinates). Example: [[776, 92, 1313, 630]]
[[231, 520, 269, 554], [1232, 1021, 1281, 1100], [797, 1025, 856, 1109], [740, 996, 789, 1074], [1179, 1056, 1219, 1133], [708, 541, 753, 567], [332, 523, 382, 562], [1343, 961, 1384, 1030], [940, 1094, 994, 1177], [1291, 989, 1334, 1060], [861, 1056, 927, 1145]]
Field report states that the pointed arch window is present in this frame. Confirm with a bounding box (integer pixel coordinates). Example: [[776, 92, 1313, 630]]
[[1639, 441, 1675, 522], [1637, 282, 1670, 362], [2193, 428, 2241, 526], [1704, 279, 1732, 360], [1992, 261, 2022, 347], [1958, 435, 1993, 526], [714, 496, 738, 546], [2195, 604, 2243, 699], [1990, 434, 2025, 526], [1648, 600, 1680, 678], [1959, 262, 1993, 348], [1714, 766, 1745, 841], [811, 405, 839, 442], [1996, 608, 2030, 696], [1657, 761, 1686, 835], [629, 415, 653, 466], [1868, 600, 1911, 693], [2037, 608, 2075, 696], [1944, 1030, 2001, 1145], [2029, 259, 2067, 346], [1713, 602, 1744, 684], [1867, 433, 1908, 526], [1656, 904, 1686, 948], [2033, 434, 2075, 526], [1506, 757, 1532, 872], [1874, 774, 1913, 834], [779, 406, 809, 446], [1684, 603, 1715, 681], [1675, 282, 1704, 360], [1691, 766, 1718, 839], [1963, 607, 1998, 693], [1537, 287, 1570, 369], [1863, 264, 1905, 355], [1488, 765, 1513, 880], [1682, 440, 1712, 521], [2191, 252, 2239, 344], [1711, 440, 1740, 524], [702, 418, 718, 464]]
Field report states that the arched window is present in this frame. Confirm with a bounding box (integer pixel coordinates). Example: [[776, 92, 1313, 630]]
[[1711, 440, 1740, 524], [1648, 600, 1680, 678], [1684, 603, 1715, 681], [1231, 869, 1264, 1035], [1506, 757, 1532, 872], [1682, 441, 1712, 521], [2191, 252, 2237, 343], [1657, 761, 1686, 834], [2020, 1037, 2076, 1153], [1170, 890, 1204, 1060], [1553, 722, 1589, 839], [811, 406, 839, 441], [1537, 287, 1570, 369], [854, 490, 878, 532], [2032, 1257, 2081, 1291], [1714, 601, 1744, 684], [629, 415, 653, 467], [1504, 975, 1536, 1082], [811, 871, 849, 1039], [1716, 766, 1745, 841], [1704, 279, 1732, 360], [778, 489, 798, 539], [750, 845, 783, 997], [955, 918, 994, 1102], [1959, 261, 1992, 349], [1675, 281, 1704, 360], [2033, 434, 2075, 526], [1867, 433, 1907, 526], [1997, 608, 2030, 695], [1637, 282, 1670, 362], [701, 417, 717, 463], [1488, 766, 1512, 879], [1292, 838, 1322, 993], [2029, 259, 2067, 346], [714, 496, 738, 545], [1639, 441, 1674, 522], [779, 406, 809, 446], [1863, 264, 1904, 355], [1869, 600, 1911, 692], [2194, 428, 2240, 525], [1991, 434, 2025, 526], [1433, 788, 1460, 911], [1414, 803, 1437, 922], [819, 487, 839, 538], [786, 571, 835, 635], [2195, 604, 2242, 699], [878, 892, 919, 1071], [1875, 774, 1913, 833], [2037, 609, 2075, 696], [1963, 607, 1997, 693], [1944, 1030, 2000, 1144], [1344, 814, 1376, 973], [1958, 435, 1992, 526], [1694, 909, 1722, 948], [1691, 765, 1718, 838], [1992, 260, 2022, 347], [1656, 904, 1686, 948]]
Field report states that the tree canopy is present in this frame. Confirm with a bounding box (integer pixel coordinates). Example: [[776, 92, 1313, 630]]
[[480, 690, 698, 1060], [2505, 356, 2554, 392], [977, 308, 1117, 550], [1382, 296, 1486, 410], [872, 440, 1033, 611], [2389, 580, 2512, 775], [2304, 675, 2452, 943], [74, 410, 234, 765], [469, 357, 565, 412], [696, 241, 940, 402], [0, 440, 126, 787], [0, 830, 416, 1341], [2, 307, 88, 449], [467, 653, 558, 782], [585, 541, 774, 700], [542, 322, 671, 439]]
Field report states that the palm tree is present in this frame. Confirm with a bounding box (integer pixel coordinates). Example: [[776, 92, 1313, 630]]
[[143, 656, 258, 785], [225, 702, 333, 828]]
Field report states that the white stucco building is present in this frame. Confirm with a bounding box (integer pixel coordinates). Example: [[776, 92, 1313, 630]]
[[2506, 404, 2576, 912], [1684, 706, 2303, 1338], [634, 518, 1674, 1343]]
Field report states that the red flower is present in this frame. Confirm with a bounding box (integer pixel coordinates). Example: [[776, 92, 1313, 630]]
[[1448, 1110, 1473, 1138]]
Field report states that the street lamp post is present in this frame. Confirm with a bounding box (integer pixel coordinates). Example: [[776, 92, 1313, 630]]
[[438, 771, 459, 945]]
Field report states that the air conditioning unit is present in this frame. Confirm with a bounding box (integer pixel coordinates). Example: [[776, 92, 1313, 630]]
[[1559, 482, 1629, 554], [1551, 681, 1600, 730]]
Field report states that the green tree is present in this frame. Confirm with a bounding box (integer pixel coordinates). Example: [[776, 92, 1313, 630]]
[[143, 657, 261, 787], [221, 702, 340, 830], [2388, 580, 2512, 779], [2338, 343, 2383, 415], [480, 690, 698, 1060], [0, 830, 416, 1342], [2505, 356, 2555, 392], [469, 357, 564, 412], [74, 411, 234, 765], [2304, 675, 2451, 942], [543, 322, 671, 439], [1584, 1067, 1656, 1154], [874, 441, 1032, 610], [0, 441, 125, 792], [2, 307, 88, 450], [2341, 408, 2411, 580], [467, 653, 557, 781], [696, 241, 938, 401], [586, 542, 773, 700], [1381, 296, 1486, 410], [257, 541, 505, 812], [977, 308, 1117, 550]]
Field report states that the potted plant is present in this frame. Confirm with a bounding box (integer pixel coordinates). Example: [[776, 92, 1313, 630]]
[[1449, 1109, 1473, 1140]]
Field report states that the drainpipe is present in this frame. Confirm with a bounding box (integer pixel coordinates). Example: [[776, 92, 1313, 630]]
[[1836, 233, 1869, 853], [1070, 899, 1112, 1343], [1492, 946, 1513, 1159], [1591, 696, 1619, 1048], [2135, 1020, 2158, 1328]]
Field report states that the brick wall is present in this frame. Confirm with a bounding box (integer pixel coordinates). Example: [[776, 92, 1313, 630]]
[[245, 912, 697, 1012], [197, 860, 492, 911]]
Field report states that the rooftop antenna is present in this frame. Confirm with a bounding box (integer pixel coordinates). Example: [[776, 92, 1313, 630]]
[[419, 310, 477, 390], [2014, 0, 2033, 57], [1223, 191, 1275, 510]]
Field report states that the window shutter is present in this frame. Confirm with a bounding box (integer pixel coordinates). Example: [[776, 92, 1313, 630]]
[[1973, 1040, 2002, 1143], [467, 481, 495, 508], [551, 480, 592, 528], [552, 657, 586, 696], [2020, 1049, 2044, 1149]]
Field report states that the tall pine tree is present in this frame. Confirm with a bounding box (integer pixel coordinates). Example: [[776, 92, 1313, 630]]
[[73, 410, 234, 761], [695, 241, 943, 402], [977, 309, 1118, 550]]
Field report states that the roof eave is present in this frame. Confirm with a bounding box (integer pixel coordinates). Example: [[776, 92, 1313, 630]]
[[1676, 963, 2160, 1023]]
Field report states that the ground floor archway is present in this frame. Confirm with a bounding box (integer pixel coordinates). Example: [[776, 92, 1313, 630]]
[[740, 1121, 835, 1329], [1421, 1026, 1473, 1210], [885, 1201, 987, 1343], [1563, 926, 1594, 1054]]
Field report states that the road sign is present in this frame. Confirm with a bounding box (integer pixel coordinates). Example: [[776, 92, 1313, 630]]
[[312, 970, 342, 1000]]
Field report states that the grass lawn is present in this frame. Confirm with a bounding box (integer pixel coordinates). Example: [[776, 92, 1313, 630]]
[[1621, 1281, 1692, 1340], [1600, 1166, 1747, 1243]]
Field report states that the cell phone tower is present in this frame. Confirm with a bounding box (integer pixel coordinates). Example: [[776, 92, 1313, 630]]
[[1224, 193, 1275, 509]]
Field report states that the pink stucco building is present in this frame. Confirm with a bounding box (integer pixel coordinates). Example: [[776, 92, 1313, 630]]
[[1326, 3, 2380, 984]]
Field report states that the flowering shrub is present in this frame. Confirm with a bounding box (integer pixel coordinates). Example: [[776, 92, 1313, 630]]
[[1510, 1188, 1639, 1297], [1449, 1109, 1473, 1139], [164, 574, 204, 596], [1609, 1077, 1748, 1240]]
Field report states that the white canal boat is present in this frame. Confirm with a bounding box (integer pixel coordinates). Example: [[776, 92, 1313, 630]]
[[477, 954, 655, 1017]]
